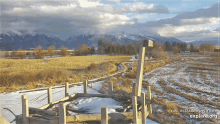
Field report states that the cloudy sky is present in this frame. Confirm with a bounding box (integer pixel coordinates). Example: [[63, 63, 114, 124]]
[[0, 0, 219, 42]]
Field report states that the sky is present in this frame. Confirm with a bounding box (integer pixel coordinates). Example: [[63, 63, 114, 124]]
[[0, 0, 219, 42]]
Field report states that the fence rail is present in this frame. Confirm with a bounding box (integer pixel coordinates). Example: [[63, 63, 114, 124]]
[[16, 79, 152, 124], [16, 44, 152, 124]]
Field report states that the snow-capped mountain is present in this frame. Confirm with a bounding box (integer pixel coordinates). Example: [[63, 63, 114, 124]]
[[0, 32, 64, 50], [0, 30, 184, 50], [64, 32, 183, 48]]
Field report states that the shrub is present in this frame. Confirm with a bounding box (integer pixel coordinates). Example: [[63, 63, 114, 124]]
[[121, 78, 132, 87], [87, 63, 97, 71], [47, 45, 57, 57], [17, 52, 26, 59], [60, 46, 69, 56], [0, 51, 5, 57], [34, 46, 45, 59], [165, 102, 179, 115], [126, 72, 136, 78]]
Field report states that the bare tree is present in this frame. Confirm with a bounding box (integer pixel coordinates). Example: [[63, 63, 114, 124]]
[[200, 44, 214, 52], [47, 45, 56, 57], [11, 49, 17, 57], [34, 45, 45, 59], [17, 49, 26, 59], [60, 46, 69, 56], [172, 46, 180, 54], [80, 44, 89, 55]]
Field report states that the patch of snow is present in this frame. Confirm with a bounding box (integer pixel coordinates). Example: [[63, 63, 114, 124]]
[[68, 97, 122, 114]]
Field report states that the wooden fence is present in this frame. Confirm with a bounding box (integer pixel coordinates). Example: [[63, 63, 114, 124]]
[[16, 81, 152, 124], [16, 44, 153, 124]]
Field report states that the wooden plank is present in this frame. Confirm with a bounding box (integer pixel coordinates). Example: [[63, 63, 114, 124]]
[[29, 117, 59, 124], [28, 117, 50, 124], [147, 86, 152, 114], [48, 87, 52, 104], [109, 82, 113, 94], [132, 96, 138, 124], [135, 46, 145, 96], [65, 82, 69, 97], [29, 107, 57, 116], [66, 112, 142, 122], [22, 95, 29, 124], [39, 94, 76, 110], [59, 103, 66, 124], [84, 80, 88, 94], [101, 107, 108, 124], [133, 83, 137, 94], [16, 115, 23, 124], [123, 103, 132, 112], [76, 93, 110, 98], [141, 93, 146, 124]]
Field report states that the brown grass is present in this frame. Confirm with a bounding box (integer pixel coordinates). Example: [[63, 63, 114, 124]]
[[157, 79, 220, 108], [0, 56, 131, 93]]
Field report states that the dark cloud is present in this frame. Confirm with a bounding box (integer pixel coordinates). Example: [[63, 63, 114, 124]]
[[0, 0, 219, 41]]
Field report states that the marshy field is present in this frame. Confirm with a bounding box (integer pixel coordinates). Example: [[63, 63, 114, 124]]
[[0, 55, 130, 93], [0, 52, 219, 124], [139, 52, 220, 123]]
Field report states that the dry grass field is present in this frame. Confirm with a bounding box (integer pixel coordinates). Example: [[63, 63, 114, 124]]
[[141, 52, 220, 123], [0, 55, 131, 93]]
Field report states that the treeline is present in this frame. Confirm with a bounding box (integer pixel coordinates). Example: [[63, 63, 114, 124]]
[[190, 44, 215, 52], [1, 39, 217, 59], [1, 45, 73, 59], [74, 38, 138, 56], [164, 42, 187, 53], [97, 38, 137, 55]]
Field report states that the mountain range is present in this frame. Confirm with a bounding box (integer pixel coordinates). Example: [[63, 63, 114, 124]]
[[0, 31, 217, 50]]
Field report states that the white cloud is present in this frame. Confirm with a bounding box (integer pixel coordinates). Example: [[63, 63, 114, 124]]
[[79, 0, 101, 8], [157, 24, 219, 41], [181, 18, 219, 25], [1, 21, 36, 34], [122, 2, 169, 13], [0, 0, 219, 42], [1, 0, 133, 37], [108, 0, 120, 3]]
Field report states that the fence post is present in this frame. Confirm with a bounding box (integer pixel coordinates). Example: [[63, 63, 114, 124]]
[[59, 103, 66, 124], [101, 107, 108, 124], [141, 92, 146, 124], [109, 82, 113, 94], [84, 80, 88, 94], [133, 83, 137, 94], [147, 86, 152, 114], [48, 87, 52, 104], [65, 82, 69, 97], [22, 94, 29, 124], [135, 46, 145, 96], [132, 96, 138, 124]]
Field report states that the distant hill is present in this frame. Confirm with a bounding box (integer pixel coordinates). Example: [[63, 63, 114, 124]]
[[0, 31, 184, 50], [186, 39, 219, 46]]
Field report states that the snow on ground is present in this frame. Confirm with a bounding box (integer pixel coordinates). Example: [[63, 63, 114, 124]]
[[0, 84, 100, 123], [67, 97, 123, 114], [1, 80, 159, 124], [129, 55, 138, 61], [141, 55, 220, 123], [1, 69, 159, 124], [117, 64, 124, 71], [89, 81, 104, 91]]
